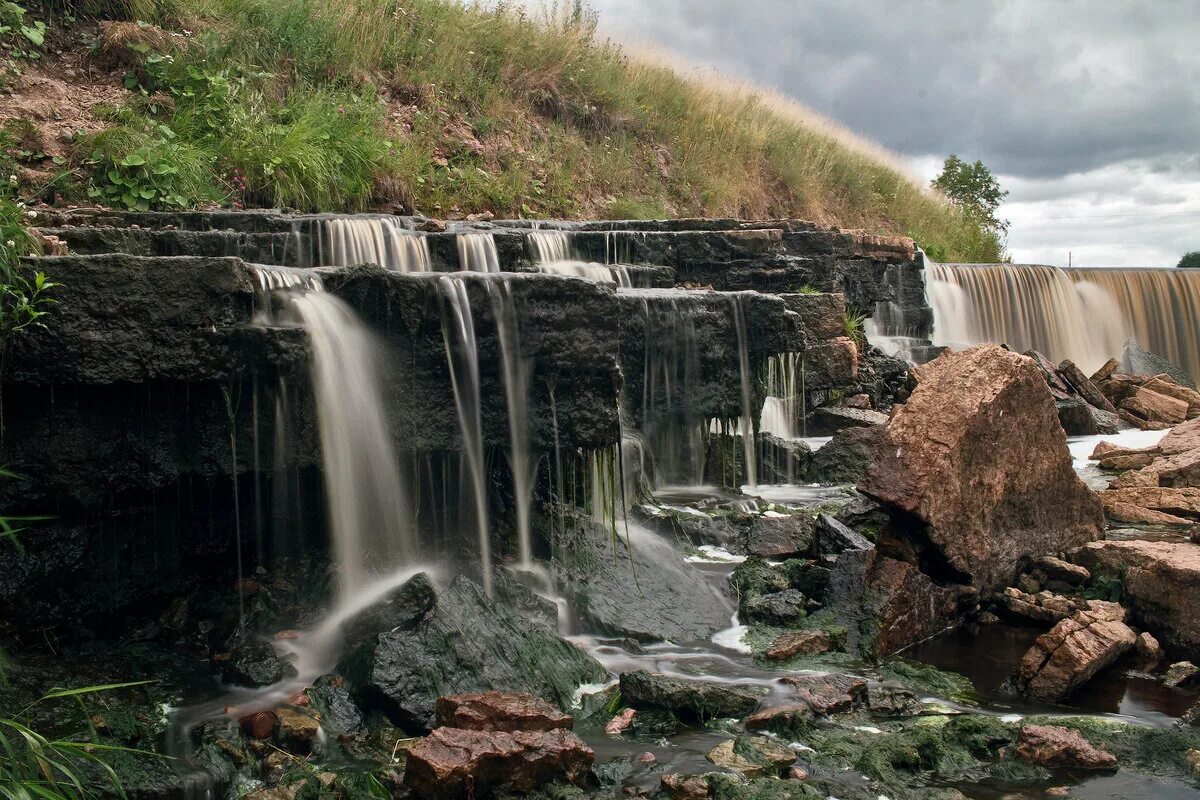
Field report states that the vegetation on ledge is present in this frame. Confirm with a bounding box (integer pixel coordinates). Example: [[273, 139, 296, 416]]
[[3, 0, 1004, 260]]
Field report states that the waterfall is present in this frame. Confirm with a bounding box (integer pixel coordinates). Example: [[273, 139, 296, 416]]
[[457, 232, 501, 273], [634, 294, 706, 487], [287, 290, 418, 595], [532, 261, 634, 287], [436, 275, 494, 596], [730, 294, 758, 489], [308, 216, 432, 272], [487, 279, 535, 568], [866, 260, 932, 361], [528, 230, 576, 264], [760, 353, 802, 439], [927, 261, 1200, 378]]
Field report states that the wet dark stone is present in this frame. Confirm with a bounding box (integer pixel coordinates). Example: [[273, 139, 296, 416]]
[[221, 632, 297, 688], [619, 670, 762, 721], [808, 425, 885, 485], [356, 576, 607, 732], [744, 589, 808, 626], [743, 513, 818, 559], [1057, 397, 1121, 436], [816, 514, 874, 555], [307, 675, 365, 737]]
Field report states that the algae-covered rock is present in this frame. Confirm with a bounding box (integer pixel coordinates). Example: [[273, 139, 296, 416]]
[[358, 576, 608, 731]]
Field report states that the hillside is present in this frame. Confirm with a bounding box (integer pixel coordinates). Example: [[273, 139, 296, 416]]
[[0, 0, 1002, 261]]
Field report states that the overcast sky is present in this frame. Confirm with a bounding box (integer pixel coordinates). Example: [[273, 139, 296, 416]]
[[585, 1, 1200, 267]]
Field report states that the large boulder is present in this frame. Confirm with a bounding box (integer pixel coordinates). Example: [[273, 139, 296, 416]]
[[1014, 601, 1136, 702], [356, 577, 608, 731], [434, 692, 573, 733], [1072, 540, 1200, 654], [860, 345, 1105, 594], [403, 727, 594, 799]]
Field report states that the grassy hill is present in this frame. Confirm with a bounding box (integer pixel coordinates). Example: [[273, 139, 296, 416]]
[[1, 0, 1003, 261]]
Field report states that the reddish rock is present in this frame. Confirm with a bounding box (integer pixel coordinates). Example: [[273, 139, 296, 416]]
[[825, 548, 964, 656], [434, 691, 572, 733], [860, 345, 1104, 595], [274, 707, 321, 755], [1014, 724, 1117, 769], [404, 727, 594, 800], [764, 629, 832, 661], [1073, 540, 1200, 653], [1136, 631, 1164, 663], [1015, 602, 1136, 702], [780, 673, 867, 715], [1099, 487, 1200, 527], [604, 708, 636, 736], [1143, 376, 1200, 418], [744, 704, 815, 732], [998, 587, 1086, 625], [1058, 360, 1117, 412], [1121, 387, 1189, 426]]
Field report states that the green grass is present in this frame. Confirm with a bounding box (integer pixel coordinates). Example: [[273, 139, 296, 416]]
[[57, 0, 1002, 259]]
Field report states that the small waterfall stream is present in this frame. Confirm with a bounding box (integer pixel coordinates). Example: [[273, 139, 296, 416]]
[[729, 294, 757, 489], [307, 216, 432, 272], [457, 232, 501, 273], [529, 229, 636, 286]]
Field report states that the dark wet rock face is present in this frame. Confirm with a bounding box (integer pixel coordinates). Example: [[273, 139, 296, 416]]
[[618, 670, 762, 721], [356, 577, 607, 731], [809, 425, 885, 485]]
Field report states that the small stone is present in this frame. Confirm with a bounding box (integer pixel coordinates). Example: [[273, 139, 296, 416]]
[[1191, 525, 1200, 544], [1165, 661, 1200, 688], [660, 774, 710, 800], [780, 673, 867, 715], [1046, 788, 1072, 798], [637, 751, 656, 763], [977, 611, 1001, 625], [1014, 724, 1117, 770], [619, 671, 762, 721], [418, 219, 447, 233], [275, 708, 321, 755], [744, 589, 808, 626], [1135, 632, 1163, 664], [605, 708, 636, 735], [1186, 749, 1200, 778], [1017, 574, 1041, 595], [867, 685, 924, 717], [764, 629, 832, 661], [705, 735, 796, 777], [786, 766, 809, 781], [743, 704, 814, 733], [1034, 556, 1091, 587]]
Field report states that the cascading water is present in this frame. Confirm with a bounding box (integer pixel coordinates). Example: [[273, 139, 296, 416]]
[[927, 260, 1200, 379], [457, 232, 501, 273], [759, 352, 802, 439], [487, 278, 535, 568], [865, 260, 934, 361], [305, 216, 432, 272], [528, 230, 576, 264], [730, 294, 758, 489], [436, 275, 494, 596]]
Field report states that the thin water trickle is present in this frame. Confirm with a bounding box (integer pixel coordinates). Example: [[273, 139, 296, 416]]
[[528, 230, 576, 264], [457, 232, 501, 273], [436, 275, 494, 596], [730, 293, 758, 488]]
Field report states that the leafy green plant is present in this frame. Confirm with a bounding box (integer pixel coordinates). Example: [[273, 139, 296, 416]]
[[842, 310, 868, 348], [0, 682, 156, 800]]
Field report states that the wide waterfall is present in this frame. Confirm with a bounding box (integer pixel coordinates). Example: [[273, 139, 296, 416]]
[[528, 230, 576, 263], [928, 261, 1200, 378], [306, 215, 432, 272]]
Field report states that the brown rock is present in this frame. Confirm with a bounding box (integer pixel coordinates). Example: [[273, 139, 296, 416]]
[[1164, 661, 1199, 688], [1121, 387, 1189, 426], [275, 707, 321, 755], [1187, 749, 1200, 777], [1032, 556, 1091, 588], [764, 629, 832, 661], [860, 345, 1104, 595], [1073, 540, 1200, 653], [1014, 724, 1117, 769], [434, 691, 572, 733], [1100, 487, 1200, 525], [1015, 602, 1136, 702], [1027, 350, 1075, 400], [705, 735, 796, 777], [403, 727, 594, 800], [418, 219, 448, 233], [780, 673, 867, 715], [660, 773, 711, 800], [1191, 525, 1200, 544], [999, 587, 1086, 625], [1091, 358, 1121, 383], [1143, 376, 1200, 417], [1135, 631, 1164, 663], [1118, 410, 1173, 432], [743, 704, 815, 732]]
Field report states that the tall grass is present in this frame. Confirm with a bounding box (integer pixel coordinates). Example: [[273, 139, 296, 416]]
[[81, 0, 1002, 260]]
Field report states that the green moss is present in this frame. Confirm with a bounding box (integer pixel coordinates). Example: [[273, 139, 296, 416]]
[[880, 659, 978, 704]]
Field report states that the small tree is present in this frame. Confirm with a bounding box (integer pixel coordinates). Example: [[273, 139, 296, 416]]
[[1179, 251, 1200, 268], [931, 155, 1009, 234]]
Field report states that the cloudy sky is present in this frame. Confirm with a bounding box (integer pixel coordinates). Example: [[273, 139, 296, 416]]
[[585, 1, 1200, 267]]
